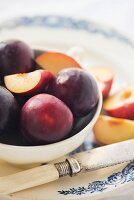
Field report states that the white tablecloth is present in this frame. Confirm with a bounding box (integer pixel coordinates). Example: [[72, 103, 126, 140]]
[[0, 0, 134, 199]]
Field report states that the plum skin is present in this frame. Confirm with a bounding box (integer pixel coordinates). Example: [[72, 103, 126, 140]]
[[0, 86, 19, 137], [21, 94, 74, 145], [51, 68, 99, 117], [0, 39, 35, 76]]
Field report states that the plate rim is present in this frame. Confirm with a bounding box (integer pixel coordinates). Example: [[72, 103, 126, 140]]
[[0, 15, 134, 49]]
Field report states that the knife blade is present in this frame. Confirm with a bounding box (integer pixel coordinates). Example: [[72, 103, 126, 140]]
[[0, 139, 134, 195], [72, 139, 134, 173]]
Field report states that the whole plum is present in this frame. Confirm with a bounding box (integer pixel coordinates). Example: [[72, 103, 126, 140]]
[[0, 39, 35, 76], [21, 94, 73, 145], [0, 86, 19, 138], [51, 68, 99, 117]]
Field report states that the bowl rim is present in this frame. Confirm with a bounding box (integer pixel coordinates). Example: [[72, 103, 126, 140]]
[[0, 72, 102, 150]]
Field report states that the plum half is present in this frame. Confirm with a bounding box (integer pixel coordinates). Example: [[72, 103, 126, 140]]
[[36, 52, 81, 74], [0, 86, 19, 137], [21, 94, 73, 145], [4, 69, 54, 96], [0, 39, 35, 76], [51, 68, 99, 117], [90, 66, 113, 98]]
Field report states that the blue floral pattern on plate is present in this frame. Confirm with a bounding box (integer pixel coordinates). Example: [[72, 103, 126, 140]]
[[0, 15, 134, 48], [58, 162, 134, 196]]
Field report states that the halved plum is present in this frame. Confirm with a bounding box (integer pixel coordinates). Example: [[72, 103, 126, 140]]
[[90, 66, 114, 98], [4, 69, 54, 96], [36, 52, 81, 74]]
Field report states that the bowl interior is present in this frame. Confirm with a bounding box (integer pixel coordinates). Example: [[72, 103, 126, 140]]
[[0, 48, 102, 148]]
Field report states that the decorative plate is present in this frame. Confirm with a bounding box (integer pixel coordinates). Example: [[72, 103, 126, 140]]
[[0, 15, 134, 200]]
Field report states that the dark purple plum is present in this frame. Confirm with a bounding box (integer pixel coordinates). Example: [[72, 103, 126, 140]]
[[51, 68, 99, 117], [0, 86, 19, 138], [0, 39, 35, 76]]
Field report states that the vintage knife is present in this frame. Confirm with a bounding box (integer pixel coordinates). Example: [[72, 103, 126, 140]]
[[0, 139, 134, 194]]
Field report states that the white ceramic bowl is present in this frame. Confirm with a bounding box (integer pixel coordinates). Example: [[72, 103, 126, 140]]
[[0, 76, 102, 165]]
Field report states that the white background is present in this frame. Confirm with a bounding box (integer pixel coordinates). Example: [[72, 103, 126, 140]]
[[0, 0, 134, 36]]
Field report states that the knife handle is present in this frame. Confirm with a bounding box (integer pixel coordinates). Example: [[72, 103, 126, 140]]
[[0, 159, 81, 195], [0, 164, 59, 195]]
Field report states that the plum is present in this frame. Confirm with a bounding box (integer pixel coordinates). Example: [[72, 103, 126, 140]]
[[0, 86, 19, 138], [4, 69, 54, 96], [0, 39, 35, 76], [21, 94, 73, 145], [36, 52, 81, 74], [51, 68, 99, 117], [90, 66, 113, 98]]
